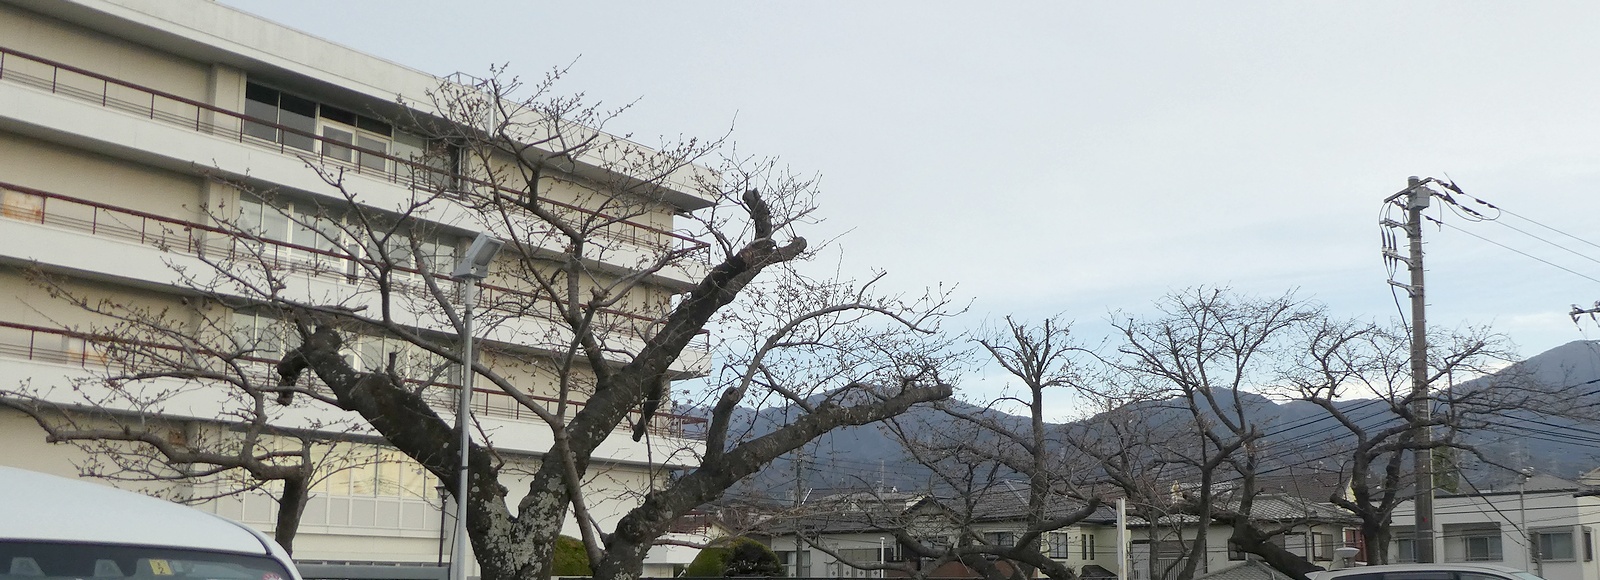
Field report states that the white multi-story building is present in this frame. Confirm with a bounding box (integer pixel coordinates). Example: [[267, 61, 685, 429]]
[[1392, 474, 1600, 580], [0, 0, 712, 575]]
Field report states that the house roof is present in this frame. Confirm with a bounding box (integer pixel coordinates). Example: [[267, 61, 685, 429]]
[[748, 485, 1115, 537], [1192, 561, 1296, 580], [1131, 493, 1357, 527], [909, 486, 1120, 525]]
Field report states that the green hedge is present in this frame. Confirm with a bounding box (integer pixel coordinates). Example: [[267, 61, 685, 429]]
[[553, 535, 592, 576], [685, 537, 782, 577]]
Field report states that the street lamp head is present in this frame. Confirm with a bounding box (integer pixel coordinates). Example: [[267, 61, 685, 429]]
[[452, 232, 504, 280]]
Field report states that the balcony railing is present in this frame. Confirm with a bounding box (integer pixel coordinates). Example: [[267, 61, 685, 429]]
[[0, 319, 706, 440], [0, 179, 710, 354], [0, 45, 709, 257]]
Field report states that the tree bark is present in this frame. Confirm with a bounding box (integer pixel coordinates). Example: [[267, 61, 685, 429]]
[[1213, 511, 1322, 580], [275, 475, 310, 554]]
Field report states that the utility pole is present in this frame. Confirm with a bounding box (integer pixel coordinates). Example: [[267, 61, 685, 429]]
[[793, 448, 807, 577], [1383, 177, 1435, 563], [1408, 177, 1436, 563]]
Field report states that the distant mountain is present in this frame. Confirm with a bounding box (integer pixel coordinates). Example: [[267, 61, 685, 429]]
[[706, 341, 1600, 506]]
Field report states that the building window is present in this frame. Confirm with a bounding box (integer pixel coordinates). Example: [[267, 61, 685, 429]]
[[1394, 530, 1416, 563], [1048, 532, 1070, 558], [1313, 532, 1334, 560], [1463, 532, 1502, 562], [1082, 533, 1096, 560], [243, 82, 395, 172], [984, 531, 1015, 548], [779, 551, 812, 577], [1284, 532, 1309, 559], [232, 311, 293, 361], [1585, 528, 1593, 562], [1536, 529, 1576, 562], [244, 83, 316, 151], [237, 193, 344, 253]]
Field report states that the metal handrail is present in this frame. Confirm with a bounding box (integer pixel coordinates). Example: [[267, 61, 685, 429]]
[[0, 319, 706, 438], [0, 45, 709, 255], [0, 179, 710, 351]]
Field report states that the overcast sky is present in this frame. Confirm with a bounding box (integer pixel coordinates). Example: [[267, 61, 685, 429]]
[[218, 1, 1600, 404]]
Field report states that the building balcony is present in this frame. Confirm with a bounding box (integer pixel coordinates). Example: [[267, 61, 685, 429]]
[[0, 179, 712, 376], [0, 44, 711, 290], [0, 318, 708, 448]]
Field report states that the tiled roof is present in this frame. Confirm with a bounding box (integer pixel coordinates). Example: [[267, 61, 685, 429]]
[[1193, 561, 1296, 580]]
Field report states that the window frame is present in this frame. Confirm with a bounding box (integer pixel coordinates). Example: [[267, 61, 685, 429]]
[[1462, 531, 1503, 562], [1535, 528, 1577, 562], [243, 82, 395, 172], [1047, 532, 1070, 559], [983, 531, 1015, 548]]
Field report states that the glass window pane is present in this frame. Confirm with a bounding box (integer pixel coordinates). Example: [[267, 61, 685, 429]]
[[392, 132, 426, 185], [278, 93, 317, 151], [322, 127, 354, 162], [350, 459, 376, 496], [319, 104, 355, 125], [327, 464, 351, 496], [385, 235, 416, 269], [244, 83, 278, 104], [259, 208, 289, 244], [291, 219, 317, 249], [357, 116, 391, 136], [278, 92, 316, 117], [376, 457, 401, 497], [314, 216, 343, 253], [357, 135, 387, 171], [242, 98, 279, 142]]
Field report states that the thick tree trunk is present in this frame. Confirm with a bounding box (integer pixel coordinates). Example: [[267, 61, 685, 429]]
[[274, 475, 310, 554], [1212, 512, 1321, 580]]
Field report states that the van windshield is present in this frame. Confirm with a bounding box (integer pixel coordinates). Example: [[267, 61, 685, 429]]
[[0, 541, 293, 580]]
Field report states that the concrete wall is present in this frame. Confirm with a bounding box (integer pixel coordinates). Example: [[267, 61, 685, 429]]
[[1395, 491, 1600, 580]]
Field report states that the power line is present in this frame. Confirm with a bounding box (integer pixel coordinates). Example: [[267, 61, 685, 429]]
[[1426, 216, 1600, 286]]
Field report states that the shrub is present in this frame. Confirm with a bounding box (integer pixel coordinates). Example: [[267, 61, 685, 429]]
[[552, 535, 592, 577], [686, 537, 782, 577]]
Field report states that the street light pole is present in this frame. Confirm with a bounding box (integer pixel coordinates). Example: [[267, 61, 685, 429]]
[[878, 536, 886, 579], [449, 233, 504, 580]]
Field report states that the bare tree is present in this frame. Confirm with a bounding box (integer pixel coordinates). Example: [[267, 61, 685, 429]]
[[1278, 318, 1529, 564], [1078, 289, 1543, 579], [11, 67, 960, 580], [1095, 289, 1321, 580], [0, 272, 365, 553], [831, 315, 1104, 580]]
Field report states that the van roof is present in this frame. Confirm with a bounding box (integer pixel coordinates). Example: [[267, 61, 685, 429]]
[[0, 466, 272, 555], [1313, 564, 1536, 580]]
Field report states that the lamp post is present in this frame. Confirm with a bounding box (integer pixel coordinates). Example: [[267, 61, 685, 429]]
[[878, 536, 886, 579], [448, 232, 504, 580], [436, 484, 448, 566]]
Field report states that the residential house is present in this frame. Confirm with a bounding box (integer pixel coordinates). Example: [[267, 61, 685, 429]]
[[0, 0, 712, 576], [1391, 474, 1600, 580], [757, 487, 1122, 579], [1131, 493, 1359, 580], [757, 484, 1358, 580]]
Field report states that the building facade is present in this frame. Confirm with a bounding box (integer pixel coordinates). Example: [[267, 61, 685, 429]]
[[0, 0, 712, 575], [1392, 475, 1600, 580]]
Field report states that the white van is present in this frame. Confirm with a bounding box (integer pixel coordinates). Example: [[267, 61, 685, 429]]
[[0, 466, 301, 580], [1310, 564, 1548, 580]]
